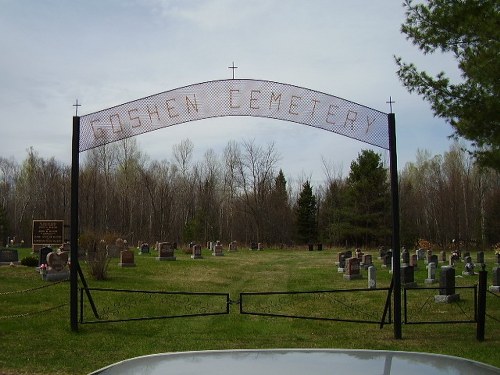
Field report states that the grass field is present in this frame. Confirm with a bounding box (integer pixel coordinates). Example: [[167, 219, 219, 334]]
[[1, 247, 499, 374]]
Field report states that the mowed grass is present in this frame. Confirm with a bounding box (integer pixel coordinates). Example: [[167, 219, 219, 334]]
[[0, 247, 499, 374]]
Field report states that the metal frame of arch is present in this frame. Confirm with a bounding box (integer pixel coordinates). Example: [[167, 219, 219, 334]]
[[70, 79, 401, 338]]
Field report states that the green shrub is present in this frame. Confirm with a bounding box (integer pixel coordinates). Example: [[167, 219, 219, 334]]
[[21, 255, 38, 267]]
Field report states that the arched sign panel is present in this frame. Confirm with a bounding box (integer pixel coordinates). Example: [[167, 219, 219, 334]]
[[79, 79, 389, 152]]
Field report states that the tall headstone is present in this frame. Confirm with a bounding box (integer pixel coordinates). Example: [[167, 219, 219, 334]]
[[435, 266, 460, 303], [425, 262, 436, 284], [343, 257, 361, 280], [337, 254, 346, 273], [476, 251, 485, 265], [401, 247, 409, 266], [401, 266, 417, 288], [410, 254, 418, 269], [489, 267, 500, 292], [317, 243, 323, 251], [440, 251, 446, 263], [368, 266, 376, 289], [382, 252, 392, 268], [336, 252, 345, 266], [38, 246, 52, 267]]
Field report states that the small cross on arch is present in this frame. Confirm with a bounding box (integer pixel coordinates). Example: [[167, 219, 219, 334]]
[[228, 61, 238, 79], [73, 99, 82, 116], [386, 96, 395, 113]]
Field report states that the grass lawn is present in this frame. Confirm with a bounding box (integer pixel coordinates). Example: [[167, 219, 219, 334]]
[[1, 247, 499, 374]]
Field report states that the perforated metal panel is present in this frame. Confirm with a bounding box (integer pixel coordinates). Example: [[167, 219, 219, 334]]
[[79, 79, 389, 152]]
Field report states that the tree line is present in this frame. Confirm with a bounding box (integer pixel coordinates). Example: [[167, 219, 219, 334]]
[[0, 139, 499, 251]]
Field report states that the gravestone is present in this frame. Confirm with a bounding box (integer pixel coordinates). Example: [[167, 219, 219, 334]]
[[345, 250, 352, 259], [378, 246, 387, 260], [336, 252, 345, 266], [38, 246, 52, 267], [45, 251, 70, 281], [435, 266, 460, 303], [140, 243, 150, 254], [410, 254, 418, 269], [343, 257, 361, 280], [229, 241, 238, 251], [401, 266, 417, 288], [157, 242, 176, 261], [337, 254, 346, 273], [425, 250, 433, 264], [476, 251, 484, 265], [416, 248, 426, 261], [308, 244, 314, 251], [430, 255, 439, 266], [317, 243, 323, 251], [191, 244, 203, 259], [382, 252, 392, 268], [440, 251, 446, 263], [355, 248, 363, 260], [0, 248, 19, 265], [425, 262, 437, 284], [401, 248, 410, 267], [118, 249, 136, 267], [213, 244, 224, 256], [490, 267, 500, 293], [462, 256, 475, 276], [258, 243, 264, 250], [449, 252, 459, 267], [361, 254, 373, 269], [368, 266, 376, 289], [250, 242, 258, 250]]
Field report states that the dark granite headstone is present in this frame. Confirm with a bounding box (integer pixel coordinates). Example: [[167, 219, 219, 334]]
[[476, 251, 484, 264], [401, 266, 416, 287], [383, 252, 392, 267], [0, 248, 19, 264], [317, 243, 323, 251], [439, 266, 455, 295], [140, 243, 150, 254], [308, 244, 314, 251], [430, 255, 439, 265], [493, 267, 499, 287], [39, 246, 52, 266]]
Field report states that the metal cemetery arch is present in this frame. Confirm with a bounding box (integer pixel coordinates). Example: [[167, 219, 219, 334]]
[[70, 79, 401, 338]]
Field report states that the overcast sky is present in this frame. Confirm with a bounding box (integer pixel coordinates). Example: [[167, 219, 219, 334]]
[[0, 0, 461, 185]]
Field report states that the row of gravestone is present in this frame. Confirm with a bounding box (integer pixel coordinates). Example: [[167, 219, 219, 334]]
[[117, 241, 231, 267], [334, 250, 500, 294]]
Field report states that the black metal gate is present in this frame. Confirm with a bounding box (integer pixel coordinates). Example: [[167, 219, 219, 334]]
[[79, 287, 392, 326]]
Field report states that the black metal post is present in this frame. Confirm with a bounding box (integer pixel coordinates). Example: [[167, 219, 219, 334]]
[[476, 265, 487, 341], [70, 116, 80, 332], [388, 113, 402, 339]]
